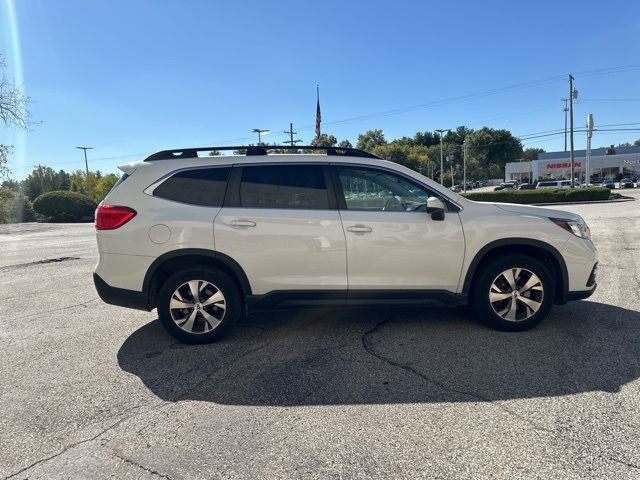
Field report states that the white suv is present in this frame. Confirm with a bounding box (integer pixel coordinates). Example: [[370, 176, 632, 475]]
[[94, 146, 598, 343]]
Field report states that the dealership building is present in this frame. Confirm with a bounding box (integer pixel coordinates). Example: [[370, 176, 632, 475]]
[[504, 145, 640, 182]]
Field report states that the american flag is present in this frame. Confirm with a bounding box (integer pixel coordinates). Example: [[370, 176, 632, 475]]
[[315, 85, 321, 140]]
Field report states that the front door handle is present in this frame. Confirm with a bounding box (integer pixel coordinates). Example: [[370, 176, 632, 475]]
[[346, 225, 372, 233], [229, 219, 257, 228]]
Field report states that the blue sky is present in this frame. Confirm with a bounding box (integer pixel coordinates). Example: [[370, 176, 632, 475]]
[[1, 0, 640, 178]]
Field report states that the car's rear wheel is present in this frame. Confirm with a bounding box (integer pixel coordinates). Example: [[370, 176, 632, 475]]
[[472, 254, 554, 331], [157, 267, 242, 343]]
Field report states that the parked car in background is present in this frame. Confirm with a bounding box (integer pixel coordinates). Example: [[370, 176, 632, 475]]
[[518, 183, 537, 190], [603, 179, 615, 189], [450, 185, 462, 193], [536, 180, 572, 189], [620, 178, 634, 188], [495, 181, 518, 191]]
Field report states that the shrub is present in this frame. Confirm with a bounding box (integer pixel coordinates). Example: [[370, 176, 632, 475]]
[[461, 187, 611, 204], [33, 190, 97, 222]]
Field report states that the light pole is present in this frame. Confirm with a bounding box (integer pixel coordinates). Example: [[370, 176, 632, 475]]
[[561, 98, 569, 152], [251, 128, 269, 144], [463, 141, 467, 192], [586, 114, 594, 185], [76, 146, 93, 176], [435, 129, 450, 185], [568, 74, 577, 188]]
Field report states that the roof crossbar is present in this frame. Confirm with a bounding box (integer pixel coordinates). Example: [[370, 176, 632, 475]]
[[143, 145, 381, 161]]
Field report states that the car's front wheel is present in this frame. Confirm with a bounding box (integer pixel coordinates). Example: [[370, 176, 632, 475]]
[[157, 267, 242, 343], [472, 254, 554, 331]]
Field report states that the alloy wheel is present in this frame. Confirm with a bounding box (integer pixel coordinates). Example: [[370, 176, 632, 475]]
[[169, 280, 226, 334], [489, 268, 544, 322]]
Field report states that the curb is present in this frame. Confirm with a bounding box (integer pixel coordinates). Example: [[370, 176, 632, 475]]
[[532, 198, 636, 206]]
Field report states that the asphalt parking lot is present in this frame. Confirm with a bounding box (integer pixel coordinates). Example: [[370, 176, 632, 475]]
[[1, 192, 639, 479]]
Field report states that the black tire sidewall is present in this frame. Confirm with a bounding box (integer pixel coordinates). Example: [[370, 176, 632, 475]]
[[472, 254, 554, 331], [157, 267, 242, 344]]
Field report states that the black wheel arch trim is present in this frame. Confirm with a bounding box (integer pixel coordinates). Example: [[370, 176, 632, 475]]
[[142, 248, 252, 309], [461, 238, 570, 302]]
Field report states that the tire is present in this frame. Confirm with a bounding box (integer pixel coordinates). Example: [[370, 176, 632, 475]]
[[157, 267, 243, 343], [471, 254, 554, 332]]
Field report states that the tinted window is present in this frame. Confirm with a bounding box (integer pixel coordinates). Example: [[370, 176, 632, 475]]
[[338, 167, 431, 212], [154, 167, 230, 206], [239, 165, 329, 209]]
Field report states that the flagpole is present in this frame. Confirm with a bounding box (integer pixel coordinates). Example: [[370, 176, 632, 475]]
[[315, 84, 321, 142]]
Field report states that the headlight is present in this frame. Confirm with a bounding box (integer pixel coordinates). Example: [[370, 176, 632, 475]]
[[550, 217, 591, 239]]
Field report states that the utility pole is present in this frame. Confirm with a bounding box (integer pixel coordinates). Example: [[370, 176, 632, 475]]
[[463, 141, 467, 192], [586, 114, 594, 185], [283, 123, 302, 147], [251, 128, 269, 144], [76, 146, 93, 176], [435, 129, 450, 185], [561, 98, 569, 151], [569, 74, 577, 188]]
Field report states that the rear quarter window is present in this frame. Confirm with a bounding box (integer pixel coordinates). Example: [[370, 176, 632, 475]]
[[153, 167, 230, 207]]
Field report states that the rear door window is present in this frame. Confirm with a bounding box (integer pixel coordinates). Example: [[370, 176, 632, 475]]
[[153, 167, 230, 206], [239, 165, 330, 209]]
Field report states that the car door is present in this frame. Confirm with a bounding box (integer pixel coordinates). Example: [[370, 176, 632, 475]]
[[332, 164, 465, 292], [214, 163, 347, 297]]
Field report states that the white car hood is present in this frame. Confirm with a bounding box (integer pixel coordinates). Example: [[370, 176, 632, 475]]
[[493, 202, 580, 221]]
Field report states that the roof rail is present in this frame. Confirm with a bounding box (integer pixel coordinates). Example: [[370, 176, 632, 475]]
[[143, 145, 381, 161]]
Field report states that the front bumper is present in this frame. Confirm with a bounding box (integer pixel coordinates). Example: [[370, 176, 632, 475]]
[[563, 283, 597, 302]]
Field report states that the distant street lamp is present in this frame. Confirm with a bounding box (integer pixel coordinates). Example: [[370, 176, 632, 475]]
[[435, 129, 451, 185], [252, 128, 269, 144], [463, 141, 467, 192], [75, 146, 93, 175]]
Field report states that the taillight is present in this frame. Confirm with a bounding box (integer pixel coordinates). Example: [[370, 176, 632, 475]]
[[96, 205, 137, 230]]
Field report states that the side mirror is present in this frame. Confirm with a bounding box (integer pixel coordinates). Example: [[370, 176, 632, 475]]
[[426, 196, 445, 221]]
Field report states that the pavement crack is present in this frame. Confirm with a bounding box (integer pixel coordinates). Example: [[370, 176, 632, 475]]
[[0, 256, 81, 271], [5, 298, 100, 322], [607, 456, 640, 470], [111, 453, 174, 479], [361, 316, 555, 435], [2, 402, 161, 480]]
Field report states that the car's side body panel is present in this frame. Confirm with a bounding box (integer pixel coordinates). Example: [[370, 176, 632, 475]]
[[214, 207, 348, 294]]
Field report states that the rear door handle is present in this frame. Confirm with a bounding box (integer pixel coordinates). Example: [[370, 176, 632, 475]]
[[229, 219, 256, 228], [346, 225, 372, 233]]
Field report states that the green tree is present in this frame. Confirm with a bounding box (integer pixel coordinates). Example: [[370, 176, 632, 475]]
[[93, 173, 119, 202], [0, 145, 10, 181], [356, 129, 386, 151], [412, 131, 439, 147], [337, 139, 352, 148], [1, 178, 19, 191], [465, 127, 523, 179], [310, 134, 338, 147], [444, 126, 474, 146], [0, 188, 36, 223], [22, 166, 67, 200], [522, 148, 545, 161], [69, 170, 98, 197]]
